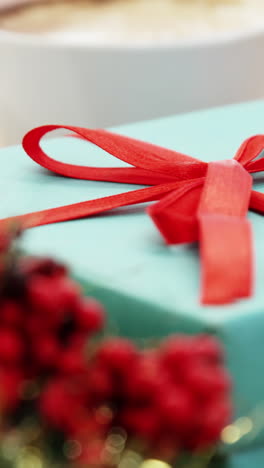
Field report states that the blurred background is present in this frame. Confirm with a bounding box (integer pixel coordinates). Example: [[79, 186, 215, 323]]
[[0, 0, 264, 146]]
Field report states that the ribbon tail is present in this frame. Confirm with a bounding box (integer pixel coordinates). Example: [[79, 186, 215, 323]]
[[199, 215, 253, 304], [0, 182, 182, 230], [198, 160, 253, 305]]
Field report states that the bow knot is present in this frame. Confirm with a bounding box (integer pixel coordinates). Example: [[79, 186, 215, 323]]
[[2, 125, 264, 305]]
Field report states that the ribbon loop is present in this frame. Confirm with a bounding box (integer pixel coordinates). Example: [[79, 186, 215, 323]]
[[22, 125, 206, 185], [235, 135, 264, 166], [148, 179, 203, 245]]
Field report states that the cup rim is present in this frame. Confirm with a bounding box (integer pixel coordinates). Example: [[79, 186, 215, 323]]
[[0, 21, 264, 50]]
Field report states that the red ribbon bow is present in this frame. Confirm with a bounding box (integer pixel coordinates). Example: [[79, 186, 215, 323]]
[[3, 125, 264, 305]]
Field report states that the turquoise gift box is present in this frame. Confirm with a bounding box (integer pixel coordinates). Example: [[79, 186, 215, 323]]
[[1, 100, 264, 466]]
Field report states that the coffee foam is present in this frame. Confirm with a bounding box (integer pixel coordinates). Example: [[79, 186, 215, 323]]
[[0, 0, 263, 43]]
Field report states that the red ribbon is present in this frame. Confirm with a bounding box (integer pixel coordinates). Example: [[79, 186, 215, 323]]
[[2, 125, 264, 305]]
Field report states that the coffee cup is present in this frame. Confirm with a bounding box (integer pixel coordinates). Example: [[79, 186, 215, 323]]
[[0, 1, 264, 146]]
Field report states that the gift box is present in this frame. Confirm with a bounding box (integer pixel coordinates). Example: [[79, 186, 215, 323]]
[[1, 99, 264, 465]]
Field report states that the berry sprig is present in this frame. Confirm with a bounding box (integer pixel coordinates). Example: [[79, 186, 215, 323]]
[[0, 226, 232, 468], [40, 335, 232, 466], [0, 251, 105, 413]]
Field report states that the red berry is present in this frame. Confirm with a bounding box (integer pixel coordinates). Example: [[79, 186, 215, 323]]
[[34, 335, 61, 368], [195, 335, 224, 365], [160, 336, 195, 378], [0, 329, 24, 362], [74, 298, 105, 332], [39, 380, 75, 430], [88, 365, 113, 400], [0, 301, 22, 327], [194, 400, 232, 449], [27, 276, 64, 316], [27, 276, 80, 327], [40, 379, 89, 435], [158, 387, 194, 429], [39, 379, 86, 434], [186, 365, 231, 398], [124, 353, 161, 400], [121, 407, 159, 441], [96, 338, 138, 374], [56, 277, 81, 309], [59, 349, 87, 375]]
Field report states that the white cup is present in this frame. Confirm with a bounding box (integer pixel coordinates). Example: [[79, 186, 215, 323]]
[[0, 25, 264, 146]]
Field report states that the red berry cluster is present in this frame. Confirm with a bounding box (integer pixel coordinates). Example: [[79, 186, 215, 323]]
[[0, 256, 105, 412], [0, 228, 232, 466], [40, 334, 232, 463]]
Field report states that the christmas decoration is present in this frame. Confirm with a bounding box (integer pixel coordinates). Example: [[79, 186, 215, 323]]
[[0, 223, 232, 467]]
